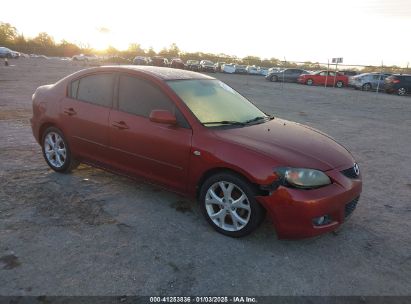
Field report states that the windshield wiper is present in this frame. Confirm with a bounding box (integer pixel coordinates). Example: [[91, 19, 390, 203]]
[[244, 115, 273, 124], [203, 120, 246, 126]]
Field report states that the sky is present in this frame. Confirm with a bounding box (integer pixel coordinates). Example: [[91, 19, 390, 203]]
[[1, 0, 411, 67]]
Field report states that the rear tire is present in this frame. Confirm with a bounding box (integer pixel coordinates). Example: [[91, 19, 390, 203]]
[[398, 87, 407, 96], [336, 81, 344, 88], [42, 127, 79, 173], [199, 172, 265, 238]]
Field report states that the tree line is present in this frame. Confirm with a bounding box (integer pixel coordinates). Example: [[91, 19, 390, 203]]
[[1, 22, 409, 73]]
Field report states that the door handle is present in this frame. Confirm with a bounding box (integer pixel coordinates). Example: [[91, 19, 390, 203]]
[[112, 121, 129, 130], [63, 107, 76, 116]]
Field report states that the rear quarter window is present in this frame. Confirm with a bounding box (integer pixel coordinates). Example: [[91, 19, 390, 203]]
[[69, 80, 79, 98]]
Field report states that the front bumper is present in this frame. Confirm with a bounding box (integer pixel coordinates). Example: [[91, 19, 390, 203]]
[[256, 166, 362, 239]]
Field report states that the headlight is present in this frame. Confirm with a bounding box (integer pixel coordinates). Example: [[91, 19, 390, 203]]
[[276, 167, 331, 189]]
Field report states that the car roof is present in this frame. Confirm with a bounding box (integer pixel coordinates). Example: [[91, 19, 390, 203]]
[[101, 65, 215, 80]]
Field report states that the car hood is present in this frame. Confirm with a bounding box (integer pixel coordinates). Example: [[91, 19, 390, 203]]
[[213, 118, 354, 171]]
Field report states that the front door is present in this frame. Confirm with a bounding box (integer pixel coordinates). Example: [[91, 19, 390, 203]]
[[108, 74, 192, 193]]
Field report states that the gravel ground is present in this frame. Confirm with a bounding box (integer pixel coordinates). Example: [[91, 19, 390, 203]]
[[0, 59, 410, 296]]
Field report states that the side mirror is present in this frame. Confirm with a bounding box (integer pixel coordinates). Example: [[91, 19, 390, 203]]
[[149, 110, 177, 125]]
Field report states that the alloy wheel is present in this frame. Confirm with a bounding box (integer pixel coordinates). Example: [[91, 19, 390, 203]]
[[398, 88, 406, 96], [363, 83, 371, 91], [205, 181, 251, 232], [44, 132, 67, 168]]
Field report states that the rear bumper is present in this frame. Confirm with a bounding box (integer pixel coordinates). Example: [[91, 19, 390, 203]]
[[202, 66, 216, 72], [256, 167, 362, 239], [30, 117, 41, 144]]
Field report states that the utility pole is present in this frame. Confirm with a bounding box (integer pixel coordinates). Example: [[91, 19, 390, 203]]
[[376, 60, 383, 94]]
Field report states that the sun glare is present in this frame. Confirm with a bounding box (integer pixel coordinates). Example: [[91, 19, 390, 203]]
[[1, 0, 410, 65]]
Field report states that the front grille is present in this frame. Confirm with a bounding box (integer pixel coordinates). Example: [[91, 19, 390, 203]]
[[341, 166, 359, 179], [345, 196, 360, 218]]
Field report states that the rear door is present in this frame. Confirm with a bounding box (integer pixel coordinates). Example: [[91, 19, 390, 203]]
[[109, 74, 192, 192], [283, 69, 293, 82], [60, 72, 115, 163], [373, 74, 384, 91]]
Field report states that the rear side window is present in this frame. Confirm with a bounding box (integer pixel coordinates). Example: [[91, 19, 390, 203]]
[[118, 75, 174, 117], [70, 73, 115, 107]]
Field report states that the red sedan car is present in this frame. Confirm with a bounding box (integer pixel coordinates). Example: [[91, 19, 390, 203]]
[[31, 66, 362, 239], [298, 70, 349, 88]]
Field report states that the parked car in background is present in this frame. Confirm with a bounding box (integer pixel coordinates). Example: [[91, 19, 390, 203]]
[[72, 54, 99, 62], [215, 62, 226, 72], [0, 47, 20, 58], [200, 60, 216, 72], [384, 74, 411, 96], [338, 70, 359, 77], [151, 56, 169, 67], [18, 52, 30, 59], [170, 58, 185, 69], [349, 73, 391, 91], [268, 67, 282, 74], [298, 70, 348, 88], [246, 66, 259, 75], [186, 60, 200, 71], [235, 65, 248, 74], [258, 67, 269, 76], [266, 68, 309, 83], [222, 63, 236, 74], [133, 56, 150, 65], [31, 66, 362, 239]]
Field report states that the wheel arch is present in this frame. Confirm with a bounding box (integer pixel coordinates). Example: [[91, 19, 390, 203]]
[[38, 121, 62, 142], [195, 167, 266, 200]]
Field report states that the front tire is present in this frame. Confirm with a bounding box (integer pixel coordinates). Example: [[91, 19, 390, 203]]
[[270, 75, 278, 82], [42, 127, 79, 173], [199, 172, 265, 237], [362, 83, 372, 91], [306, 79, 314, 85]]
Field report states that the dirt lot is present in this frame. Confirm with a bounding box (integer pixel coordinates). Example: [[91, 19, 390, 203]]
[[0, 59, 410, 296]]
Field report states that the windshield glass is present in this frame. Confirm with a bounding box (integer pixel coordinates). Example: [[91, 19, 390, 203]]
[[167, 79, 267, 126]]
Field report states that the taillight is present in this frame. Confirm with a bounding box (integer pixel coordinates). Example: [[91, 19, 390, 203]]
[[387, 77, 400, 83]]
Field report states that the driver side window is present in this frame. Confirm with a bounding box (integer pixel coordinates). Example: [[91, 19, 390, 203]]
[[118, 75, 189, 128]]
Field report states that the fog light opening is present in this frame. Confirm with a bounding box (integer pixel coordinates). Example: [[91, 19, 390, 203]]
[[312, 215, 332, 226]]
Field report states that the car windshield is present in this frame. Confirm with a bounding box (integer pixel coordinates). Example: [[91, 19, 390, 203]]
[[167, 79, 268, 126]]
